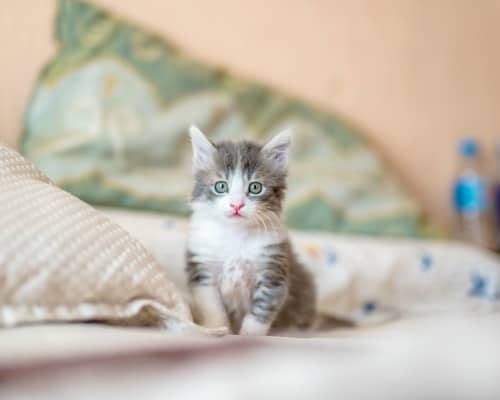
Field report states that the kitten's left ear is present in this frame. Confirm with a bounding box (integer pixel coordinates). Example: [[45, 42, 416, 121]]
[[262, 128, 291, 170]]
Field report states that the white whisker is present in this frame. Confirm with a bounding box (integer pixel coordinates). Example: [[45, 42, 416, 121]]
[[255, 212, 268, 233], [261, 211, 276, 231]]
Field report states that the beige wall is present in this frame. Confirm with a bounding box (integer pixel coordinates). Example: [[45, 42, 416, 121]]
[[2, 0, 500, 228]]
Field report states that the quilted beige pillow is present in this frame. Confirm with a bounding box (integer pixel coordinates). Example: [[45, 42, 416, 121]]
[[0, 144, 195, 331]]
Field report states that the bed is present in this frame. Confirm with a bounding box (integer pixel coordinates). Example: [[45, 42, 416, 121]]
[[1, 177, 499, 398], [7, 207, 500, 399]]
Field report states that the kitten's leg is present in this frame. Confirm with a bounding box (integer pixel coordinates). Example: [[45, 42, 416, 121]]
[[191, 285, 229, 329], [186, 259, 228, 329], [240, 264, 288, 336]]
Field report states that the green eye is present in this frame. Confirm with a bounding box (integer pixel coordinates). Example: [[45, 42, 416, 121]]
[[214, 181, 228, 194], [248, 181, 263, 195]]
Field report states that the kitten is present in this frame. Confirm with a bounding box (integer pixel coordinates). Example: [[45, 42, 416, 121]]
[[186, 125, 316, 336]]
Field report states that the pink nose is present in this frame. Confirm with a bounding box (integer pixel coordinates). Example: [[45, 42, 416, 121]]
[[230, 202, 245, 212]]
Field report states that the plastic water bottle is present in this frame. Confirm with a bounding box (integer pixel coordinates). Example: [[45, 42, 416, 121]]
[[452, 138, 490, 248], [494, 143, 500, 251]]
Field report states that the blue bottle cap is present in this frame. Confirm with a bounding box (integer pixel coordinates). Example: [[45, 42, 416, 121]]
[[459, 138, 479, 158]]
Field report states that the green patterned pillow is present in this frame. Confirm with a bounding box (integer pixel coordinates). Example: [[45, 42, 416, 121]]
[[22, 0, 430, 237]]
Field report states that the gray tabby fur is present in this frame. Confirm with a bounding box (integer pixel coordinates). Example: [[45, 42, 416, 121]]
[[186, 128, 316, 335]]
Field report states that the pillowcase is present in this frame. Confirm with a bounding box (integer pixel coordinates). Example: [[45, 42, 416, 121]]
[[21, 0, 433, 237], [0, 144, 195, 331]]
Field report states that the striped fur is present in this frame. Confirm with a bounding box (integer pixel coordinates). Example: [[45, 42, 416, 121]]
[[186, 126, 316, 335]]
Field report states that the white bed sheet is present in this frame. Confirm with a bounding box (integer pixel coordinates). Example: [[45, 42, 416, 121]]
[[100, 208, 500, 326], [0, 315, 499, 399]]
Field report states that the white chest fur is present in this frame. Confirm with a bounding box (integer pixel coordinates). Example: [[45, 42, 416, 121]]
[[188, 213, 284, 314]]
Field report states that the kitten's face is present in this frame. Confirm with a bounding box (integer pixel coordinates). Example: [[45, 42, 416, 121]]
[[189, 126, 290, 227]]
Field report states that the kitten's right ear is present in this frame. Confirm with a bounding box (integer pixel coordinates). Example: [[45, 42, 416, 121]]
[[262, 128, 291, 172], [189, 125, 215, 171]]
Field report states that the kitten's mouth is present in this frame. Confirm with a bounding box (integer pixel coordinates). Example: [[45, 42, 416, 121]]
[[229, 210, 245, 218]]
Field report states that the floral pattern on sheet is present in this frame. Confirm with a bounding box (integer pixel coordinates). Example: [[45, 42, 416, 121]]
[[293, 236, 500, 325]]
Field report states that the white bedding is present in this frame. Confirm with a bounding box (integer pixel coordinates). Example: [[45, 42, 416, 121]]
[[1, 207, 500, 399], [1, 315, 500, 399], [101, 207, 500, 327]]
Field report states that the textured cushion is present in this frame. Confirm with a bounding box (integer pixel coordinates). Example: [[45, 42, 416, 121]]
[[0, 144, 194, 330], [20, 0, 436, 237]]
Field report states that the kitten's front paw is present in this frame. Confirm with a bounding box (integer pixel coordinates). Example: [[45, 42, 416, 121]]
[[198, 312, 230, 332], [204, 325, 231, 337], [239, 314, 271, 336]]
